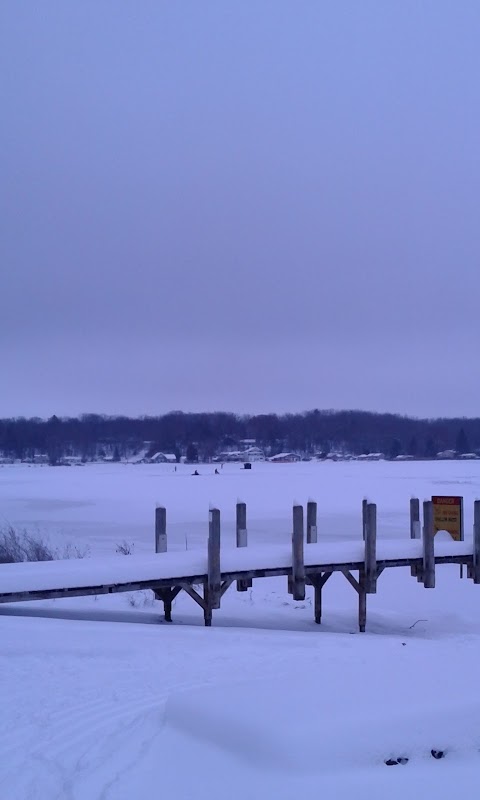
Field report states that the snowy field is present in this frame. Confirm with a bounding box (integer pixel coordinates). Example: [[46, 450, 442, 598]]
[[1, 460, 480, 799]]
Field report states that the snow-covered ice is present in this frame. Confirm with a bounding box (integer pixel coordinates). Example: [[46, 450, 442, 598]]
[[1, 459, 480, 798]]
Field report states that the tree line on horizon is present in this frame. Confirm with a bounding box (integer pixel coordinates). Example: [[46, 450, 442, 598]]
[[0, 410, 477, 464]]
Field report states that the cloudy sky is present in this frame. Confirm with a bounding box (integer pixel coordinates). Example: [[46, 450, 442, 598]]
[[1, 1, 479, 419]]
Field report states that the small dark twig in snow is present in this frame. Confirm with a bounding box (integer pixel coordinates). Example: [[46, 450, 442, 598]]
[[409, 619, 428, 629]]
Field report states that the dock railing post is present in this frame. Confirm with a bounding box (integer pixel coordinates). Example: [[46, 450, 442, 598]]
[[236, 501, 252, 591], [292, 504, 305, 601], [155, 506, 167, 553], [207, 508, 221, 615], [364, 502, 377, 593], [422, 500, 435, 589], [307, 500, 318, 544], [473, 500, 480, 584]]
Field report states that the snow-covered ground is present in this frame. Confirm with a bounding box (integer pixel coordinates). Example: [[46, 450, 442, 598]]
[[1, 460, 480, 799]]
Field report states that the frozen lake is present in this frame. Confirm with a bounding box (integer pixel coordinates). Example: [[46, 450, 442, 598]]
[[1, 459, 479, 555], [3, 459, 480, 799]]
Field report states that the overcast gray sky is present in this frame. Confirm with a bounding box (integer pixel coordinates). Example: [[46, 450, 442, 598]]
[[1, 1, 479, 419]]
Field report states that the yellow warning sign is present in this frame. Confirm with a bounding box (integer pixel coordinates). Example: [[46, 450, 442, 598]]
[[432, 496, 463, 541]]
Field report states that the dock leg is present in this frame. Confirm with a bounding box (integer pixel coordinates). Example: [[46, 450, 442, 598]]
[[164, 596, 172, 623], [203, 581, 212, 627], [358, 570, 367, 633], [314, 583, 322, 624]]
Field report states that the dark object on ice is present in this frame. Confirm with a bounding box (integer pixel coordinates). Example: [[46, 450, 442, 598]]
[[192, 470, 200, 476], [385, 759, 399, 766], [397, 757, 409, 765], [244, 462, 252, 469], [214, 469, 219, 475], [431, 750, 445, 759]]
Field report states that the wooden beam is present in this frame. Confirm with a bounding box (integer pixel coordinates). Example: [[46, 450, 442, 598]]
[[342, 569, 361, 593], [180, 583, 207, 611], [410, 498, 420, 539], [358, 569, 367, 632], [292, 504, 305, 601], [310, 571, 331, 624], [153, 586, 182, 621], [473, 500, 480, 584], [362, 498, 368, 541], [155, 506, 167, 553], [208, 508, 221, 610], [364, 502, 377, 593], [410, 497, 421, 577], [306, 501, 318, 544], [203, 580, 212, 627], [422, 500, 435, 588], [236, 501, 252, 591], [220, 578, 234, 597]]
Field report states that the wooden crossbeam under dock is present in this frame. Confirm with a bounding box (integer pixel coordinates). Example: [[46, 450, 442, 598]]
[[1, 499, 480, 631]]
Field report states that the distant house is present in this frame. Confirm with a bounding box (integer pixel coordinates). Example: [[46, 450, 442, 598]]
[[394, 454, 414, 461], [355, 453, 385, 461], [460, 453, 478, 460], [436, 450, 456, 460], [242, 446, 265, 461], [149, 452, 177, 464], [268, 452, 301, 463], [60, 456, 84, 466], [214, 451, 243, 462]]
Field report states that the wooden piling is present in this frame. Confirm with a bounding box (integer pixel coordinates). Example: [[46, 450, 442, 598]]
[[473, 500, 480, 584], [236, 502, 252, 591], [358, 568, 367, 632], [292, 505, 305, 601], [364, 502, 377, 593], [314, 581, 322, 623], [362, 498, 368, 541], [410, 498, 420, 539], [306, 501, 318, 544], [422, 500, 435, 589], [155, 506, 167, 553], [410, 498, 420, 576], [208, 508, 221, 612]]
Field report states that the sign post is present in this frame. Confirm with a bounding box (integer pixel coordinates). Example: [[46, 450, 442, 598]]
[[431, 496, 464, 541]]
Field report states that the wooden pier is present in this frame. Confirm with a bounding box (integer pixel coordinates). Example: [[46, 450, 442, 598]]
[[1, 498, 480, 631]]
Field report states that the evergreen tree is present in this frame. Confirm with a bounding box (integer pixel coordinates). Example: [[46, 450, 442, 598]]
[[389, 439, 402, 459], [456, 427, 469, 454], [186, 443, 198, 463], [408, 436, 418, 456]]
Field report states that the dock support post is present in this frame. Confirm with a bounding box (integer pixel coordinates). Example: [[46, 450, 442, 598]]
[[314, 582, 322, 623], [236, 502, 252, 591], [362, 498, 368, 541], [154, 587, 182, 622], [422, 500, 435, 588], [292, 505, 305, 601], [155, 506, 167, 553], [311, 573, 331, 624], [364, 502, 377, 593], [473, 500, 480, 584], [410, 498, 421, 539], [307, 501, 318, 544], [358, 569, 367, 632], [410, 498, 420, 577], [207, 508, 221, 618]]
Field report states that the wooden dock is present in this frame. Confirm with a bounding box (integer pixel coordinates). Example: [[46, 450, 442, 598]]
[[1, 499, 480, 631]]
